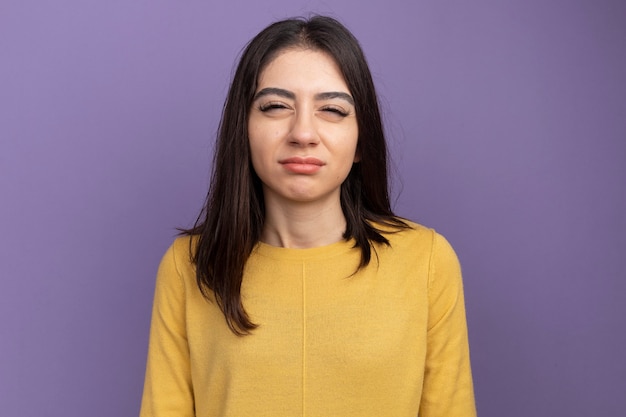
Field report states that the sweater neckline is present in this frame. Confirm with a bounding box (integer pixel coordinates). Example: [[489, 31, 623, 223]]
[[252, 238, 357, 261]]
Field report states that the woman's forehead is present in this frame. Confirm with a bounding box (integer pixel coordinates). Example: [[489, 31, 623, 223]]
[[256, 48, 350, 95]]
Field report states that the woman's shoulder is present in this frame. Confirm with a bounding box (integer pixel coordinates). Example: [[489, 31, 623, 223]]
[[375, 218, 457, 257], [170, 233, 197, 253], [157, 234, 198, 276], [374, 217, 433, 241]]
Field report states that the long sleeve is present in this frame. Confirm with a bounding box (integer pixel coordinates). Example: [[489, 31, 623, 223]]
[[419, 232, 477, 416], [140, 243, 195, 417], [138, 226, 476, 416]]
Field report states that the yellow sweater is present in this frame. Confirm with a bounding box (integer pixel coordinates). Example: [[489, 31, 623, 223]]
[[140, 222, 476, 416]]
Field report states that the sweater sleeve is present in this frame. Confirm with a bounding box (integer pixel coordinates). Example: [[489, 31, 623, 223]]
[[140, 242, 195, 417], [419, 232, 477, 417]]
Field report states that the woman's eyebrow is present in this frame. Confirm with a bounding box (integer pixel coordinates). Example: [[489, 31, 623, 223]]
[[253, 88, 295, 101], [315, 92, 354, 106], [253, 88, 354, 106]]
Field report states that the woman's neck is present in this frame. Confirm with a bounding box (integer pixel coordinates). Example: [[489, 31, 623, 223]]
[[260, 196, 346, 249]]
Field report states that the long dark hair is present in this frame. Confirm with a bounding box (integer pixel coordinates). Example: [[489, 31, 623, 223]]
[[184, 15, 407, 335]]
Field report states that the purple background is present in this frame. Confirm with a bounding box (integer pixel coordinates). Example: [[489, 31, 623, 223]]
[[1, 1, 625, 416]]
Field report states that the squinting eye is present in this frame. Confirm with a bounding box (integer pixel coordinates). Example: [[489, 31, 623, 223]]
[[322, 107, 349, 117], [259, 103, 288, 112]]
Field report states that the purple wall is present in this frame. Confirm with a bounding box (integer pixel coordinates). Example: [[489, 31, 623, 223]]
[[1, 1, 624, 416]]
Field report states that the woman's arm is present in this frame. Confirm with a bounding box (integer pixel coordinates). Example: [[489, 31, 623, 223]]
[[419, 232, 477, 416], [140, 243, 195, 417]]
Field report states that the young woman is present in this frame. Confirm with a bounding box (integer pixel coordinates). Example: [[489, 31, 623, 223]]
[[140, 15, 476, 417]]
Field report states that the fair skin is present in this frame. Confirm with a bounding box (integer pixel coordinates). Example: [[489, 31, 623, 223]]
[[248, 48, 359, 249]]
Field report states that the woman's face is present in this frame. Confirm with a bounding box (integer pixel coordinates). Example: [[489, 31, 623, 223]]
[[248, 48, 359, 207]]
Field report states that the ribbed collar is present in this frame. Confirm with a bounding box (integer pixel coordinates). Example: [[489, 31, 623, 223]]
[[252, 238, 358, 261]]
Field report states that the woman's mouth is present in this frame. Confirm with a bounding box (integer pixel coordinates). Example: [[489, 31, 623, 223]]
[[279, 157, 325, 174]]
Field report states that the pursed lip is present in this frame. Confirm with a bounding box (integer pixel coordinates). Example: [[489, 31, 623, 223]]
[[279, 156, 325, 166]]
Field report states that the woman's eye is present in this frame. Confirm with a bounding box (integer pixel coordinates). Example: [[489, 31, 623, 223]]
[[321, 106, 349, 117], [259, 102, 288, 112]]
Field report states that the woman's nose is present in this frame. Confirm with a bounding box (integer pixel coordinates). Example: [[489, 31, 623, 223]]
[[289, 111, 319, 146]]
